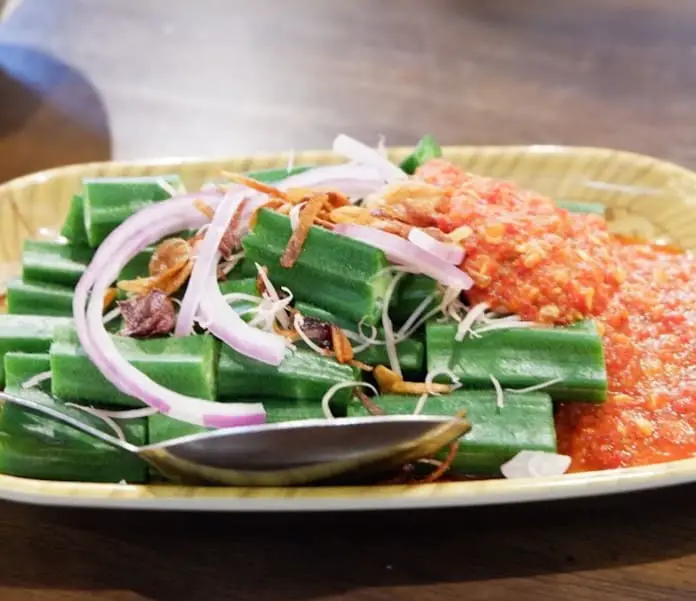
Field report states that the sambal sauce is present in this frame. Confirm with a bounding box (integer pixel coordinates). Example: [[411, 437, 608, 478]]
[[555, 242, 696, 470], [414, 158, 696, 470]]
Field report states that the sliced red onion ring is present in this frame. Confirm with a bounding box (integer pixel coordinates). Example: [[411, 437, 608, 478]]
[[175, 185, 248, 337], [198, 269, 287, 365], [333, 224, 473, 290], [332, 134, 407, 183], [278, 163, 386, 201], [74, 195, 267, 427], [408, 228, 465, 265], [231, 163, 386, 243]]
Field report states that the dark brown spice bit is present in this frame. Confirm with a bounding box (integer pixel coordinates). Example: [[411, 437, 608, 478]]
[[119, 291, 176, 338], [379, 463, 417, 485], [219, 198, 249, 258], [280, 193, 327, 268], [331, 324, 354, 363], [299, 316, 333, 349]]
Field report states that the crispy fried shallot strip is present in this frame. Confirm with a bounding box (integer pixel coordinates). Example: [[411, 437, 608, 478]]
[[325, 191, 351, 208], [373, 365, 456, 395], [118, 237, 194, 296], [380, 411, 469, 484], [273, 323, 302, 342], [354, 387, 385, 416], [418, 440, 461, 483], [149, 238, 191, 276], [329, 205, 375, 226], [118, 261, 193, 296], [348, 359, 374, 372], [280, 193, 327, 268], [330, 324, 354, 364], [221, 171, 290, 201]]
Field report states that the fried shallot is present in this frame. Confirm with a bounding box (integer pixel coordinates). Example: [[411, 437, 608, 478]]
[[280, 193, 327, 268]]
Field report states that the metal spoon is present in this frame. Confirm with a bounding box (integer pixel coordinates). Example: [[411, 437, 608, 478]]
[[0, 391, 470, 486]]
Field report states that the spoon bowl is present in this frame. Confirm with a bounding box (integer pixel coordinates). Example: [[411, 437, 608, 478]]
[[0, 391, 470, 486]]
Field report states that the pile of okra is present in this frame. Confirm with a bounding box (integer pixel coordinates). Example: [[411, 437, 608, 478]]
[[0, 167, 608, 484]]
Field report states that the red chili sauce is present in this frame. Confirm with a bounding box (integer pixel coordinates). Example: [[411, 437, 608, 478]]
[[416, 159, 696, 470]]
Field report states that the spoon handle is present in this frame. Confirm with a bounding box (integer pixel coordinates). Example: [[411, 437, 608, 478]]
[[0, 391, 140, 454]]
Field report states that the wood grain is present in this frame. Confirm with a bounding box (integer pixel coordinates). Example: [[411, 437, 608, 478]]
[[1, 0, 696, 599]]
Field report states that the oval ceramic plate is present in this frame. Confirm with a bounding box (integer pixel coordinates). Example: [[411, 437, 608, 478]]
[[0, 145, 695, 511]]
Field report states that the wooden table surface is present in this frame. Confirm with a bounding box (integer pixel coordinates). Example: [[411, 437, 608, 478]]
[[1, 0, 696, 599]]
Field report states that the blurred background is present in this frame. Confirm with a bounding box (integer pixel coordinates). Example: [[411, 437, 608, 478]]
[[2, 0, 696, 184]]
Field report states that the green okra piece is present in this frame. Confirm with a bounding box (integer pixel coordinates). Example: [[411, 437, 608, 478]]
[[426, 319, 607, 402], [399, 134, 442, 174], [218, 278, 259, 322], [1, 352, 148, 483], [6, 278, 74, 317], [0, 315, 72, 386], [350, 391, 556, 475], [246, 166, 312, 182], [82, 175, 183, 247], [390, 274, 442, 326], [147, 396, 338, 447], [21, 239, 153, 288], [148, 412, 207, 444], [242, 209, 390, 326], [218, 346, 356, 411], [60, 194, 89, 246], [22, 240, 94, 287], [50, 325, 218, 407]]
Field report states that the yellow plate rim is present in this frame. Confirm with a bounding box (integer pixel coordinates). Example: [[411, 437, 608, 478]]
[[1, 144, 694, 511]]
